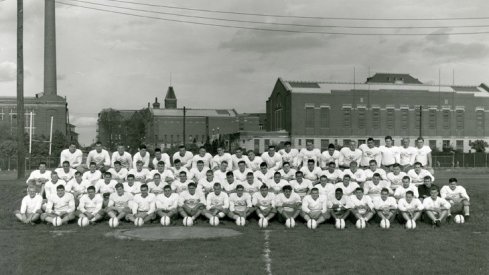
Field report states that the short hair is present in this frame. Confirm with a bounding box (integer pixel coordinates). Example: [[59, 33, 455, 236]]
[[140, 184, 148, 190], [343, 174, 351, 179], [328, 161, 336, 166], [402, 176, 411, 181], [127, 174, 135, 179], [206, 170, 214, 175], [414, 162, 422, 167], [95, 141, 102, 146], [238, 160, 245, 165], [260, 162, 268, 168], [268, 145, 276, 150], [213, 182, 221, 188], [139, 144, 147, 150], [385, 136, 393, 141], [328, 144, 335, 149], [153, 173, 161, 178], [282, 185, 292, 191], [235, 147, 242, 152], [247, 172, 254, 176], [430, 186, 438, 192], [136, 160, 143, 165], [157, 161, 165, 166], [310, 187, 319, 193], [282, 161, 290, 166], [381, 188, 389, 194], [260, 184, 268, 190], [449, 178, 457, 183], [406, 190, 414, 196], [56, 185, 65, 190], [355, 187, 364, 193], [74, 171, 82, 176], [372, 173, 381, 178], [197, 160, 204, 164], [392, 163, 400, 168], [307, 159, 315, 164], [335, 188, 343, 193], [154, 148, 161, 153], [163, 185, 172, 190], [89, 162, 96, 166], [114, 161, 121, 166], [51, 171, 58, 175], [87, 186, 96, 192], [295, 171, 304, 176], [221, 160, 228, 165], [39, 162, 47, 166], [226, 171, 234, 177], [188, 182, 197, 188], [416, 137, 424, 142], [320, 175, 327, 179], [236, 184, 244, 190], [367, 137, 374, 142], [350, 161, 358, 166], [274, 172, 281, 176], [369, 160, 377, 165], [284, 141, 291, 146], [179, 171, 187, 176], [199, 146, 206, 150], [62, 161, 70, 166], [104, 172, 112, 177], [115, 183, 123, 189], [174, 159, 181, 164], [178, 145, 186, 149], [423, 176, 432, 180]]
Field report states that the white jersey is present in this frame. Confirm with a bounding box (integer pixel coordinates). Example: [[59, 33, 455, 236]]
[[95, 179, 117, 194], [314, 183, 336, 199], [299, 148, 321, 166], [379, 146, 400, 166], [327, 195, 352, 209], [152, 153, 171, 169], [128, 168, 150, 183], [46, 193, 75, 214], [334, 181, 360, 196], [246, 156, 263, 172], [213, 169, 228, 184], [212, 153, 233, 171], [198, 178, 218, 194], [240, 180, 262, 194], [363, 180, 392, 199], [358, 144, 381, 167], [372, 196, 397, 211], [407, 169, 434, 186], [178, 191, 205, 208], [423, 196, 451, 211], [233, 168, 252, 182], [171, 167, 191, 181], [192, 153, 213, 169], [398, 198, 424, 212], [123, 181, 141, 195], [320, 150, 340, 168], [279, 148, 300, 167], [148, 169, 174, 182], [60, 149, 83, 168], [275, 192, 302, 212], [189, 167, 210, 182], [399, 146, 417, 166], [261, 152, 283, 171], [172, 151, 194, 169], [55, 168, 76, 183], [301, 195, 327, 213], [107, 167, 128, 182], [415, 146, 432, 167], [82, 170, 102, 185], [108, 192, 133, 209], [394, 184, 419, 199], [321, 169, 344, 183], [78, 194, 103, 214], [111, 152, 132, 169], [279, 168, 296, 181], [386, 171, 407, 190], [20, 194, 43, 214], [440, 185, 470, 201], [86, 149, 110, 167], [221, 180, 237, 193], [206, 192, 229, 210], [252, 192, 276, 210], [131, 193, 156, 214], [266, 179, 288, 194], [254, 170, 275, 183], [44, 180, 66, 201], [231, 154, 250, 170], [147, 181, 166, 194], [229, 193, 252, 212], [342, 169, 366, 183], [339, 147, 362, 167], [171, 180, 192, 194], [364, 168, 387, 180], [66, 178, 90, 195], [155, 193, 179, 210], [348, 195, 374, 210], [26, 170, 51, 185], [290, 179, 313, 198], [300, 166, 322, 182]]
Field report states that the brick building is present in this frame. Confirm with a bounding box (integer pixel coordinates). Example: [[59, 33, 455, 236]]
[[266, 73, 489, 152]]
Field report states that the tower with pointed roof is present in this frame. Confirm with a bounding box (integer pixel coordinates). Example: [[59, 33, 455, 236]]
[[165, 86, 177, 109]]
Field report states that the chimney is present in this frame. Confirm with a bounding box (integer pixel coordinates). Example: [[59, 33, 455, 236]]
[[44, 0, 57, 96], [153, 97, 160, 109]]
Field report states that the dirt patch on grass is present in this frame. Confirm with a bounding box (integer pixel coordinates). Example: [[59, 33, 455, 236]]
[[106, 227, 242, 241]]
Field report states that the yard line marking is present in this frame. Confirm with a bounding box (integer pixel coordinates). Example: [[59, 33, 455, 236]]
[[263, 230, 272, 275]]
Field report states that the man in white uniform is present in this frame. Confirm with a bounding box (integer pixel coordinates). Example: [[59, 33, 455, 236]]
[[299, 140, 321, 167], [15, 186, 43, 224], [320, 144, 340, 169], [203, 183, 230, 222], [107, 183, 134, 221], [379, 136, 400, 170], [415, 138, 432, 172], [246, 150, 263, 172], [126, 184, 156, 223], [407, 162, 435, 186], [76, 186, 104, 223], [359, 138, 381, 168], [172, 145, 194, 169], [252, 185, 277, 221], [107, 161, 128, 183], [191, 146, 213, 169], [213, 147, 233, 171], [279, 142, 300, 168], [155, 185, 179, 221], [349, 187, 375, 224], [397, 190, 424, 224], [59, 143, 83, 171], [275, 185, 302, 223], [398, 138, 417, 172], [86, 142, 111, 172], [228, 184, 254, 221], [373, 188, 397, 223], [111, 145, 132, 169], [26, 162, 51, 195], [301, 188, 329, 226], [261, 145, 283, 171], [423, 187, 451, 227], [178, 182, 206, 221], [339, 141, 362, 169], [132, 144, 150, 169], [440, 178, 470, 221], [151, 148, 171, 169], [41, 185, 76, 225], [386, 164, 407, 191]]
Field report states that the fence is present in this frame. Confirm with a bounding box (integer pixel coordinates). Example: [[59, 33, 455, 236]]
[[0, 157, 61, 171]]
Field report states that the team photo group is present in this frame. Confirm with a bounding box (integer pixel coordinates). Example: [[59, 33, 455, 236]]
[[16, 136, 471, 230]]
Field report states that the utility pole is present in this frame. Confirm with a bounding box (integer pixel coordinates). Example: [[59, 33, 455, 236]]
[[17, 0, 25, 179], [182, 106, 186, 146], [419, 105, 423, 139]]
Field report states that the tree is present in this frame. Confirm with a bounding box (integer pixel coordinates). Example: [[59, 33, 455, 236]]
[[97, 109, 124, 151], [470, 140, 488, 152]]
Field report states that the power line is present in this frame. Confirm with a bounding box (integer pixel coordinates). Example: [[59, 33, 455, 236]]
[[63, 0, 489, 29], [55, 1, 489, 36], [100, 0, 489, 21]]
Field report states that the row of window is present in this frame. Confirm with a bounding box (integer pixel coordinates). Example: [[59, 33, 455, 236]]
[[296, 138, 465, 151]]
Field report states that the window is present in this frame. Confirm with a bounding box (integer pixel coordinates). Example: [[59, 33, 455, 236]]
[[306, 139, 314, 146], [401, 109, 409, 130], [343, 107, 351, 128], [358, 108, 366, 129], [264, 139, 270, 148], [298, 139, 302, 146], [358, 139, 366, 146], [442, 140, 451, 149], [414, 108, 421, 129], [456, 140, 463, 151], [254, 139, 260, 152], [456, 110, 464, 130], [305, 107, 315, 128], [429, 109, 437, 128], [372, 108, 380, 129], [343, 139, 351, 146], [442, 110, 450, 129], [476, 110, 485, 130], [386, 108, 395, 129], [320, 139, 329, 151], [429, 140, 437, 149], [170, 135, 174, 146], [320, 108, 330, 128], [374, 140, 380, 147]]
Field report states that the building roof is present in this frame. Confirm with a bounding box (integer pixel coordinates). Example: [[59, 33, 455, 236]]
[[366, 73, 422, 84], [165, 86, 176, 100], [151, 108, 238, 117], [279, 77, 489, 98]]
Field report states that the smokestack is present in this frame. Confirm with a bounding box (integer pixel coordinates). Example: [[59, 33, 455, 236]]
[[44, 0, 57, 96]]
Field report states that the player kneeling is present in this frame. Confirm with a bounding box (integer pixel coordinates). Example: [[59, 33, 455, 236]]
[[328, 188, 352, 223], [204, 183, 230, 224], [397, 191, 424, 225], [423, 187, 451, 227], [275, 185, 302, 224], [15, 185, 43, 224], [178, 182, 206, 222], [125, 184, 156, 224], [107, 183, 134, 222], [252, 185, 277, 222], [301, 188, 329, 226], [373, 188, 397, 225], [228, 184, 254, 224], [349, 188, 375, 225], [155, 185, 179, 224], [41, 185, 76, 226], [76, 186, 104, 224]]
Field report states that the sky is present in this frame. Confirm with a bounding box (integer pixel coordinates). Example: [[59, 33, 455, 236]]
[[0, 0, 489, 145]]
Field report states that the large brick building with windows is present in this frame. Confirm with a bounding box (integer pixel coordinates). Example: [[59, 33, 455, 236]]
[[266, 73, 489, 152]]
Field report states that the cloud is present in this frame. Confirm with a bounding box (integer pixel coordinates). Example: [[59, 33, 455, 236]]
[[0, 61, 16, 82], [69, 115, 98, 127], [424, 41, 489, 62]]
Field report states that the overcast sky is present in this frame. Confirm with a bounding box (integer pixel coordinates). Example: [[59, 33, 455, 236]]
[[1, 0, 489, 145]]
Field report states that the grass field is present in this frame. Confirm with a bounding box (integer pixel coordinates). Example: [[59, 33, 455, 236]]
[[1, 170, 488, 275]]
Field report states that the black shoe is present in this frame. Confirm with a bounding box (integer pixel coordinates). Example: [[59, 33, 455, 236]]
[[446, 215, 452, 223], [435, 220, 441, 227], [432, 220, 436, 228], [464, 215, 470, 222]]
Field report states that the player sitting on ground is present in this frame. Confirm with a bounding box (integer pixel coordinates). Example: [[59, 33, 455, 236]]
[[373, 188, 397, 223], [397, 191, 424, 224], [107, 183, 134, 222], [422, 187, 451, 227], [41, 185, 76, 225], [301, 188, 329, 226], [417, 176, 439, 202], [275, 185, 302, 223], [440, 178, 470, 221], [252, 184, 277, 222], [349, 187, 375, 224], [228, 184, 254, 222], [15, 185, 43, 224], [155, 185, 179, 222], [126, 184, 156, 224], [76, 186, 104, 224], [43, 172, 66, 203], [26, 162, 51, 195], [204, 183, 230, 222], [178, 182, 206, 222], [327, 188, 351, 222], [129, 160, 150, 184]]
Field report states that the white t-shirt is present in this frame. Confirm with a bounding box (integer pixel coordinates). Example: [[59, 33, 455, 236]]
[[233, 168, 253, 182], [229, 193, 252, 212], [78, 194, 103, 214], [212, 153, 233, 171], [394, 184, 419, 199], [299, 148, 321, 166], [231, 154, 250, 170], [128, 168, 150, 183], [358, 144, 381, 167], [252, 192, 276, 210], [111, 152, 133, 169], [290, 179, 313, 198], [60, 149, 83, 168], [254, 170, 275, 184], [173, 151, 194, 168], [82, 170, 102, 185], [275, 192, 302, 212], [399, 146, 417, 166], [386, 171, 408, 190], [342, 169, 366, 183], [131, 193, 156, 213], [379, 146, 400, 166], [155, 193, 179, 210], [190, 167, 210, 182], [415, 146, 432, 167], [266, 179, 288, 194], [300, 166, 323, 182], [301, 195, 327, 213], [339, 148, 362, 167], [178, 191, 205, 208], [198, 178, 218, 194], [206, 192, 230, 210], [407, 169, 435, 186], [320, 150, 341, 168], [148, 169, 174, 182], [279, 168, 296, 181], [321, 169, 344, 183], [107, 167, 128, 182], [86, 149, 110, 167], [95, 179, 117, 194], [44, 180, 66, 201], [46, 193, 75, 214], [334, 181, 360, 196], [240, 180, 262, 194], [108, 192, 134, 209], [152, 153, 171, 169], [348, 195, 374, 210], [372, 196, 397, 211], [364, 168, 387, 180], [261, 152, 283, 171], [422, 197, 451, 211], [20, 194, 43, 214], [147, 181, 166, 194], [397, 198, 424, 212], [314, 183, 336, 199], [440, 185, 470, 201], [279, 148, 300, 167], [246, 156, 263, 172], [171, 180, 192, 194], [192, 153, 213, 169], [66, 178, 90, 195], [363, 180, 392, 199], [55, 168, 77, 183], [26, 170, 52, 185]]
